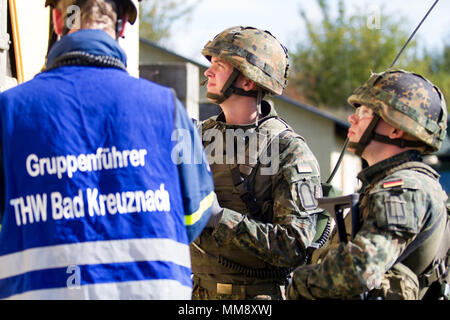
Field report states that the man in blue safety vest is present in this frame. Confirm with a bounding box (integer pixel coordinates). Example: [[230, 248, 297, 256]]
[[0, 0, 214, 299]]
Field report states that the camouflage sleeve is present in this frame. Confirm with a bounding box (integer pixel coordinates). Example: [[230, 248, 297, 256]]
[[287, 177, 425, 299], [211, 132, 322, 267]]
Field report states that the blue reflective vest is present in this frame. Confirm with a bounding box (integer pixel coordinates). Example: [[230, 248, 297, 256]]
[[0, 62, 212, 299]]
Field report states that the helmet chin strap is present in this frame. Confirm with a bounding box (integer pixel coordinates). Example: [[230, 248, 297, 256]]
[[348, 114, 426, 157], [255, 88, 263, 126], [347, 114, 380, 157], [206, 68, 259, 105]]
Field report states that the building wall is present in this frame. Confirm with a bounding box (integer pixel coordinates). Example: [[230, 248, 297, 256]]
[[119, 17, 140, 78], [140, 62, 200, 119], [270, 96, 335, 177], [140, 43, 186, 65], [140, 41, 209, 103]]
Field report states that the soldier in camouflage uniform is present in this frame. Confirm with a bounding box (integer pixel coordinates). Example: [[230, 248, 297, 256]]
[[191, 26, 323, 300], [288, 69, 450, 300]]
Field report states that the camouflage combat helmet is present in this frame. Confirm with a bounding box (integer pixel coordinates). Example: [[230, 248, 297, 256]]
[[347, 69, 447, 155], [45, 0, 141, 25], [202, 26, 289, 104]]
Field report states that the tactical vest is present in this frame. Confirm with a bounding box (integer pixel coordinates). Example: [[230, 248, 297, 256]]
[[191, 114, 298, 284], [359, 161, 449, 299]]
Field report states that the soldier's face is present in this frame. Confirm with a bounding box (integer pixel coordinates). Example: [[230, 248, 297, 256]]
[[347, 105, 374, 147], [204, 57, 234, 95]]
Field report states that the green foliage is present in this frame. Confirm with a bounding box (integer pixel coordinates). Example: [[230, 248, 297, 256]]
[[139, 0, 202, 44], [409, 43, 450, 107], [289, 0, 448, 110]]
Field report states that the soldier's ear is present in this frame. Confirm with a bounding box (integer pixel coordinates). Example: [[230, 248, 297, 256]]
[[52, 8, 64, 36], [238, 76, 256, 92], [389, 127, 405, 139]]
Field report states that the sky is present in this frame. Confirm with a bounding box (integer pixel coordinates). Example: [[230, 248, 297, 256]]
[[161, 0, 450, 66]]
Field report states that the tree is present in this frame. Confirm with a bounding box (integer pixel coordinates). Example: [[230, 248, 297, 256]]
[[412, 42, 450, 107], [139, 0, 203, 44], [288, 0, 435, 112]]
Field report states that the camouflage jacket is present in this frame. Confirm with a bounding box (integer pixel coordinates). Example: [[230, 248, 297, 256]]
[[190, 101, 322, 285], [288, 150, 448, 299]]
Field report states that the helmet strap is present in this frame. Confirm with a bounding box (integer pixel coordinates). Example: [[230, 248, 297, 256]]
[[347, 114, 380, 157], [206, 68, 261, 104], [348, 114, 426, 157], [231, 88, 259, 98], [371, 133, 425, 149], [206, 68, 240, 104]]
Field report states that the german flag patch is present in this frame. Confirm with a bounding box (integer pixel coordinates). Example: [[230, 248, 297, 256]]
[[382, 180, 404, 189]]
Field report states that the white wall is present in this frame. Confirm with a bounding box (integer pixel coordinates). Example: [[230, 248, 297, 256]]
[[119, 12, 139, 78], [330, 149, 362, 194], [13, 0, 49, 82], [270, 97, 362, 194], [272, 97, 335, 177]]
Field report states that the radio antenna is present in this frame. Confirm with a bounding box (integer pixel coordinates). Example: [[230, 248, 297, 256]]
[[390, 0, 439, 68]]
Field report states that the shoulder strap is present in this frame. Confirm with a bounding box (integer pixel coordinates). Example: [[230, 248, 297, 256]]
[[229, 117, 293, 216], [388, 162, 450, 295], [396, 207, 447, 269], [245, 120, 294, 183], [229, 164, 260, 215]]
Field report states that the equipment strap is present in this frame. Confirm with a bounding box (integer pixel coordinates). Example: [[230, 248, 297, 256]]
[[230, 165, 260, 215], [372, 133, 426, 148], [396, 209, 446, 267], [382, 161, 449, 293], [228, 117, 292, 215]]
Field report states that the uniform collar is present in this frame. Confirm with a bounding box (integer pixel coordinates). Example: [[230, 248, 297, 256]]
[[357, 150, 423, 185]]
